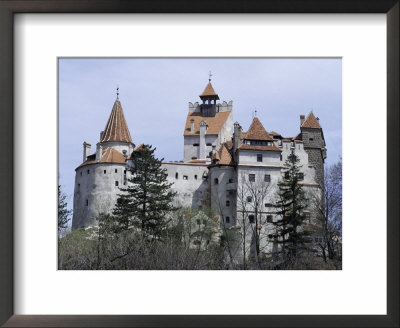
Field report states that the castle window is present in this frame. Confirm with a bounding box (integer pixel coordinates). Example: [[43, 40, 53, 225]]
[[257, 154, 262, 162], [264, 174, 271, 182], [280, 154, 283, 161], [87, 169, 90, 174], [278, 140, 283, 147], [193, 143, 199, 147], [249, 174, 255, 182], [267, 215, 273, 223], [192, 157, 197, 160], [212, 145, 216, 149], [124, 170, 127, 174], [104, 170, 106, 174], [228, 178, 233, 183], [86, 199, 88, 206], [214, 178, 219, 184], [226, 200, 230, 207], [194, 175, 198, 180], [77, 184, 80, 192], [175, 172, 178, 179], [298, 172, 304, 180], [80, 171, 82, 176], [115, 181, 119, 186], [225, 216, 230, 224], [247, 196, 252, 203], [248, 215, 255, 224], [183, 175, 188, 180], [309, 137, 314, 141], [115, 169, 117, 173], [206, 143, 212, 146], [265, 203, 273, 208]]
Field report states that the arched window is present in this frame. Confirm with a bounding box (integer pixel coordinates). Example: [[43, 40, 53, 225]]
[[214, 178, 219, 185], [225, 216, 230, 224]]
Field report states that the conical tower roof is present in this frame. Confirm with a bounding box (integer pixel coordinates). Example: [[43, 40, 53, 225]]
[[100, 100, 133, 143], [301, 112, 322, 129], [199, 82, 219, 100], [244, 117, 274, 141]]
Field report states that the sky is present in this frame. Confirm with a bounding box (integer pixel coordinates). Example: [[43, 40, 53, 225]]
[[59, 58, 342, 211]]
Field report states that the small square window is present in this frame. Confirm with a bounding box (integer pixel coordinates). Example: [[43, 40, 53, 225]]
[[264, 174, 271, 182], [249, 174, 255, 182], [228, 178, 233, 183], [214, 178, 219, 184], [192, 157, 197, 160], [193, 143, 199, 147], [206, 143, 212, 146], [309, 137, 314, 141], [265, 203, 273, 208], [183, 175, 188, 180], [194, 175, 198, 180], [248, 215, 255, 223], [257, 154, 262, 162], [247, 196, 252, 202], [298, 172, 304, 180], [267, 215, 273, 223], [115, 181, 119, 186]]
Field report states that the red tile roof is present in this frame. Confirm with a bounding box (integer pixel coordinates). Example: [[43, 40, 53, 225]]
[[301, 112, 322, 129], [100, 100, 133, 144], [212, 142, 234, 165], [199, 82, 219, 99], [76, 147, 126, 169], [184, 111, 231, 136], [244, 117, 274, 141], [238, 144, 282, 152]]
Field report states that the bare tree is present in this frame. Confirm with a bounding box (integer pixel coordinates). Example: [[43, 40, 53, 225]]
[[310, 157, 342, 264]]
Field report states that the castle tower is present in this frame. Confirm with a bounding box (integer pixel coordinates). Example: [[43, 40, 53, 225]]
[[183, 79, 233, 162], [300, 112, 327, 187], [72, 96, 135, 229]]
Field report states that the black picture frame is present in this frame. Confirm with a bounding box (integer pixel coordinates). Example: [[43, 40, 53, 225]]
[[0, 1, 398, 327]]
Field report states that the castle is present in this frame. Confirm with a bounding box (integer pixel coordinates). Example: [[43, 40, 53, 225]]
[[72, 80, 327, 255]]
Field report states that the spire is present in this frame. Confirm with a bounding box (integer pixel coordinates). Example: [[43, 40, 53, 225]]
[[100, 99, 133, 144], [245, 117, 274, 141], [199, 81, 219, 100], [301, 111, 322, 129]]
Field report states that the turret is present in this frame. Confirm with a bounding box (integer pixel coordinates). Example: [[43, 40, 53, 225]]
[[199, 78, 219, 117], [300, 112, 327, 187]]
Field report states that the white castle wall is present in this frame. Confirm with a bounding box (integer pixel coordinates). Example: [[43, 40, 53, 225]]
[[162, 162, 210, 209], [72, 163, 128, 229]]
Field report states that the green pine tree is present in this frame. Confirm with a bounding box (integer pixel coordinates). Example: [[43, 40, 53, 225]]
[[58, 185, 71, 231], [272, 150, 311, 263], [113, 145, 177, 238]]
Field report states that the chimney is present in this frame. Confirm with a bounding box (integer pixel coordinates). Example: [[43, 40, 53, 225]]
[[199, 120, 207, 159], [300, 115, 305, 126], [233, 122, 242, 155], [96, 143, 102, 162], [83, 142, 91, 162], [190, 119, 195, 133]]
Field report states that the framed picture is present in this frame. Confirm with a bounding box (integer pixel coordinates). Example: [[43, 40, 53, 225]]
[[0, 0, 398, 327]]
